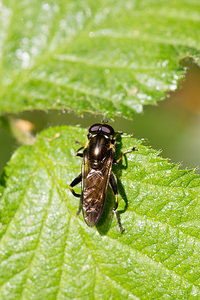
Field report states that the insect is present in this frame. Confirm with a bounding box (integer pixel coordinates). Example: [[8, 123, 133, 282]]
[[69, 123, 134, 232]]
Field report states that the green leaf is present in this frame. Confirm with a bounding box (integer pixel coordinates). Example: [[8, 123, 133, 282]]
[[1, 125, 200, 299], [0, 0, 200, 118]]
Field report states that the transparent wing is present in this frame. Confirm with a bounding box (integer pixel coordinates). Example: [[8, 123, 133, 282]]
[[82, 155, 113, 227]]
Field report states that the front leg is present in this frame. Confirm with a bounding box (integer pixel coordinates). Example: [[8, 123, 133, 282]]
[[114, 147, 136, 164], [76, 146, 84, 158]]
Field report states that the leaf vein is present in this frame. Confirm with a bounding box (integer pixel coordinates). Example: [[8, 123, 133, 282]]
[[55, 216, 71, 299], [0, 165, 39, 241], [19, 180, 55, 299]]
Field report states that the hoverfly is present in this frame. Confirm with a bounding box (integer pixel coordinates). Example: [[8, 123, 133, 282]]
[[69, 123, 134, 232]]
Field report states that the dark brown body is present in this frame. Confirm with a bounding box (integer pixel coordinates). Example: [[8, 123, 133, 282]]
[[69, 123, 133, 232], [81, 135, 114, 226]]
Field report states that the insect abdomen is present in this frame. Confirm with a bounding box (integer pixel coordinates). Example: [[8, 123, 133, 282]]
[[82, 171, 106, 226]]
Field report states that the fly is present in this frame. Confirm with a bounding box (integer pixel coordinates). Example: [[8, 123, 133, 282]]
[[69, 123, 135, 232]]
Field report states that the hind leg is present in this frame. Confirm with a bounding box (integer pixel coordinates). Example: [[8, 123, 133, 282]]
[[110, 172, 124, 232]]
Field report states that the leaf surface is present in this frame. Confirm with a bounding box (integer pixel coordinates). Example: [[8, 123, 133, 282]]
[[0, 0, 200, 117], [0, 126, 200, 299]]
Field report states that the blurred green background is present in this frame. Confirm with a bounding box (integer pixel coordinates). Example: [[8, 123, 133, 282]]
[[0, 65, 200, 174]]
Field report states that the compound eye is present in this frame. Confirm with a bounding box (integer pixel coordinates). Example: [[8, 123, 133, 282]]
[[102, 125, 114, 135], [89, 124, 101, 133]]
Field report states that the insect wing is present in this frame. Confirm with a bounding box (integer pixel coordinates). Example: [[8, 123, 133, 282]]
[[82, 155, 113, 226]]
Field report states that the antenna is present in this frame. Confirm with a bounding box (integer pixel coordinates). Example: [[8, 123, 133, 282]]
[[101, 119, 108, 124]]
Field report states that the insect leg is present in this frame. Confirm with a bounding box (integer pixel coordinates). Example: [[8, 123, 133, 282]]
[[76, 146, 84, 157], [69, 173, 82, 197], [75, 140, 84, 147], [110, 172, 124, 232], [114, 147, 136, 164], [69, 173, 83, 215]]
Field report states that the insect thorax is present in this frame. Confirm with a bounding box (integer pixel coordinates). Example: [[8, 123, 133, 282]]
[[87, 135, 112, 166]]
